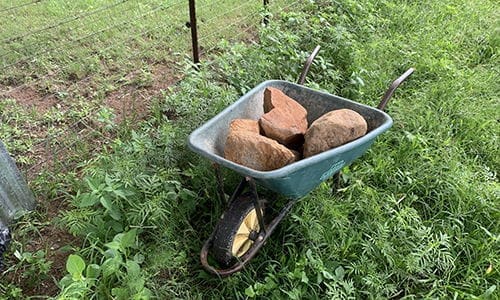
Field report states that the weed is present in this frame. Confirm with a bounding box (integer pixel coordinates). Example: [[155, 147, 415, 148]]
[[1, 0, 498, 298], [58, 230, 151, 299]]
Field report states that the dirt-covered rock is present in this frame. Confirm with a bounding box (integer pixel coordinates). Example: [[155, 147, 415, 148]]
[[228, 118, 260, 134], [259, 87, 308, 146], [224, 130, 298, 171], [303, 109, 367, 157]]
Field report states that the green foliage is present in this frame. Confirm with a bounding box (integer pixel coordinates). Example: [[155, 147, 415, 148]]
[[0, 99, 38, 165], [57, 230, 151, 299], [56, 0, 499, 298], [54, 64, 243, 298], [0, 283, 23, 300], [2, 0, 498, 298], [10, 249, 52, 287]]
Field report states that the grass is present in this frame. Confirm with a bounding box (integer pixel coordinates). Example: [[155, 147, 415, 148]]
[[0, 0, 259, 78], [0, 0, 275, 170], [1, 0, 499, 298]]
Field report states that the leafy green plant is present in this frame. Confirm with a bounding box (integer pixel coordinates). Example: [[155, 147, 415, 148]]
[[5, 249, 52, 289], [58, 230, 151, 299], [2, 0, 498, 298], [0, 282, 23, 300]]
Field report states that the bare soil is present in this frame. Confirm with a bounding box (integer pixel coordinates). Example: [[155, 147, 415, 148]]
[[1, 85, 59, 115], [105, 63, 182, 123], [0, 61, 181, 297]]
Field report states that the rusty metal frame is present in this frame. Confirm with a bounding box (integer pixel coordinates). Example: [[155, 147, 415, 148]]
[[200, 180, 295, 276]]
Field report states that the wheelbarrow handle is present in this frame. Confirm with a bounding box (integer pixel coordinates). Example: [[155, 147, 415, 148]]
[[297, 45, 321, 85], [377, 68, 415, 111]]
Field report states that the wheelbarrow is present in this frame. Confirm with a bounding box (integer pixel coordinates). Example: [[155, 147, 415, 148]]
[[188, 46, 414, 276]]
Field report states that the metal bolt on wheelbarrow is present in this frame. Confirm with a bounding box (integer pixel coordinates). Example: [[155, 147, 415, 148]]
[[188, 46, 414, 276]]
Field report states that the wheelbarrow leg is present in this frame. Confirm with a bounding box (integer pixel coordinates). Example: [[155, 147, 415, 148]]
[[200, 175, 297, 276], [200, 197, 296, 276], [247, 178, 266, 234], [331, 171, 343, 194], [212, 163, 227, 202]]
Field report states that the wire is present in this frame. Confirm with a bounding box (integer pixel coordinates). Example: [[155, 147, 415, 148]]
[[1, 0, 180, 68], [0, 0, 144, 61], [202, 18, 261, 55], [200, 1, 258, 27], [199, 9, 261, 43], [0, 0, 44, 14], [1, 0, 185, 97], [8, 0, 294, 174], [1, 0, 128, 44], [191, 0, 222, 14], [271, 0, 300, 12], [17, 9, 189, 171]]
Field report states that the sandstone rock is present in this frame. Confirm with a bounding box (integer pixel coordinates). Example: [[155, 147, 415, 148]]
[[229, 119, 260, 134], [224, 130, 298, 171], [303, 109, 367, 157], [259, 87, 308, 146]]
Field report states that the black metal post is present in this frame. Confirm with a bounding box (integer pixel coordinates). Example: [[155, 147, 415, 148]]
[[263, 0, 269, 25], [188, 0, 200, 65]]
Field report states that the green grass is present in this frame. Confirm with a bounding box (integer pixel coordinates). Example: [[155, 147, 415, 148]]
[[0, 0, 260, 82], [1, 0, 499, 299], [0, 0, 284, 172]]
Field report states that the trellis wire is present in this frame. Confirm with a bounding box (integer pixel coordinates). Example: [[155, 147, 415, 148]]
[[199, 1, 257, 26], [0, 0, 45, 14], [1, 0, 299, 175], [23, 11, 192, 174], [1, 0, 129, 44], [199, 10, 261, 44], [192, 0, 298, 63], [0, 0, 148, 62], [1, 0, 183, 69], [1, 0, 185, 97]]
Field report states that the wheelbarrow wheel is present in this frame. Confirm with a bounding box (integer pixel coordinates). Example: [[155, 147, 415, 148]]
[[212, 193, 264, 267]]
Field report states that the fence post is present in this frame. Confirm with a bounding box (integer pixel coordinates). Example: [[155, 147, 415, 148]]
[[263, 0, 269, 25], [188, 0, 200, 65]]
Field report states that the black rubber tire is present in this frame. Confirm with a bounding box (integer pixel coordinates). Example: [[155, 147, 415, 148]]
[[212, 193, 264, 267]]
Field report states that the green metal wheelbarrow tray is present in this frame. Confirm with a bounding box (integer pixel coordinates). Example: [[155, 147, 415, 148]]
[[188, 47, 414, 276]]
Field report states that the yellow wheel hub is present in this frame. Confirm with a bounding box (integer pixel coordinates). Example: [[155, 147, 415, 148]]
[[231, 209, 260, 257]]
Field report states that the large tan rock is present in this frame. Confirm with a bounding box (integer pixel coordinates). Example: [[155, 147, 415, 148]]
[[224, 130, 298, 171], [229, 119, 260, 134], [303, 109, 367, 157], [259, 87, 308, 146]]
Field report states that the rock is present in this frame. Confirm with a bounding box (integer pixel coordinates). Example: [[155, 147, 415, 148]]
[[229, 119, 260, 134], [303, 109, 367, 157], [259, 87, 308, 146], [224, 130, 298, 171]]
